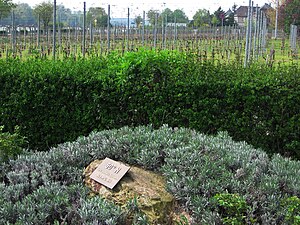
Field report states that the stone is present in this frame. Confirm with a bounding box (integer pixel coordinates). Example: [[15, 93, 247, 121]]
[[84, 159, 175, 224]]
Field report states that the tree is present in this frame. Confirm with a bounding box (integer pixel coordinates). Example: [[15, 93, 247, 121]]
[[13, 3, 35, 26], [211, 15, 219, 26], [147, 9, 160, 25], [147, 8, 188, 26], [57, 4, 72, 27], [0, 0, 15, 19], [279, 0, 300, 33], [135, 15, 142, 28], [87, 7, 108, 28], [265, 6, 276, 29], [267, 0, 283, 30], [173, 9, 188, 23], [228, 4, 238, 26], [232, 3, 237, 13], [224, 5, 237, 26], [213, 7, 226, 26], [225, 12, 235, 26], [161, 8, 173, 23], [192, 9, 211, 27], [33, 1, 53, 30]]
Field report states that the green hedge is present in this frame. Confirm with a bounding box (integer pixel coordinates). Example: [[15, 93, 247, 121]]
[[0, 50, 299, 158]]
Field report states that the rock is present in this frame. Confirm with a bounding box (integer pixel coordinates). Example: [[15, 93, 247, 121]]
[[84, 159, 175, 224]]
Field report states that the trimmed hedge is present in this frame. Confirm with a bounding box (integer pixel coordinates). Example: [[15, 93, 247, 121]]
[[0, 50, 299, 158]]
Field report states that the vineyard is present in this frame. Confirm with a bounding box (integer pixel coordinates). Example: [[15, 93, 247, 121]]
[[1, 22, 299, 66]]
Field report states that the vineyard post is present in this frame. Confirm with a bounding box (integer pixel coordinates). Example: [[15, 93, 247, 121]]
[[259, 11, 264, 56], [37, 14, 40, 48], [100, 26, 103, 55], [236, 24, 239, 57], [142, 11, 145, 46], [225, 26, 228, 49], [174, 16, 177, 45], [23, 26, 26, 49], [121, 25, 125, 52], [58, 10, 61, 52], [253, 4, 259, 59], [255, 9, 259, 58], [90, 21, 93, 49], [30, 26, 34, 49], [262, 11, 267, 54], [290, 25, 297, 53], [68, 17, 71, 45], [154, 12, 158, 48], [162, 14, 164, 49], [274, 0, 278, 39], [107, 4, 110, 52], [112, 26, 116, 51], [47, 25, 49, 49], [244, 0, 251, 67], [33, 26, 36, 49], [53, 0, 57, 59], [11, 10, 16, 55], [127, 8, 130, 51], [247, 1, 253, 63], [164, 13, 167, 49], [82, 1, 86, 57], [74, 16, 77, 55]]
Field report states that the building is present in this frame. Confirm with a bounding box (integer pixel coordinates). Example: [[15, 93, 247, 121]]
[[110, 18, 150, 28], [0, 26, 8, 35], [110, 18, 136, 27], [234, 3, 274, 27]]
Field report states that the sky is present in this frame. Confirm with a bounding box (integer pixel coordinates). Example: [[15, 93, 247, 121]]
[[12, 0, 272, 19]]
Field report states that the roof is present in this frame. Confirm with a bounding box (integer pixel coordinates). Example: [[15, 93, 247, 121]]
[[225, 9, 233, 16], [235, 3, 273, 17], [261, 3, 273, 10], [235, 6, 259, 17]]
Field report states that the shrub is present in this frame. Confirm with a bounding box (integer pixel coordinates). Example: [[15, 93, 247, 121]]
[[0, 125, 26, 163], [212, 193, 249, 225], [1, 51, 299, 158], [282, 196, 300, 225], [78, 196, 124, 225], [1, 125, 299, 224]]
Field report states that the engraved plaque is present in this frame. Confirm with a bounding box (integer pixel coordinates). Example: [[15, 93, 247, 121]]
[[90, 157, 130, 189]]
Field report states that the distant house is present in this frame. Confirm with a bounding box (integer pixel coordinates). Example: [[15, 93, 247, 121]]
[[110, 18, 150, 27], [110, 18, 136, 27], [234, 3, 273, 27], [0, 26, 8, 35], [166, 23, 187, 27], [225, 9, 233, 17]]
